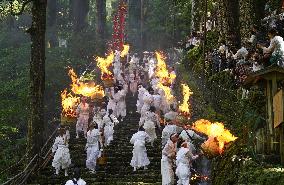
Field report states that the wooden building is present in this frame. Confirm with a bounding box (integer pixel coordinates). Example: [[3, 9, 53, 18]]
[[245, 65, 284, 164]]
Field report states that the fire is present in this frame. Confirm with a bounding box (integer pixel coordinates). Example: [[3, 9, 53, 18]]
[[61, 89, 80, 117], [155, 51, 176, 85], [96, 52, 115, 80], [120, 44, 130, 58], [157, 82, 174, 103], [68, 68, 105, 98], [178, 84, 193, 115], [192, 119, 237, 154]]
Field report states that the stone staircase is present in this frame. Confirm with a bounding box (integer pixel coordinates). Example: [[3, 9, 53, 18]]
[[28, 94, 162, 185]]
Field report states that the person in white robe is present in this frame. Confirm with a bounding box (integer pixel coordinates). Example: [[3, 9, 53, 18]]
[[113, 86, 127, 121], [102, 109, 119, 146], [93, 107, 104, 130], [107, 97, 117, 116], [161, 114, 178, 147], [85, 123, 101, 173], [148, 57, 156, 79], [52, 128, 71, 176], [76, 97, 90, 138], [140, 91, 154, 116], [64, 126, 70, 142], [161, 134, 179, 185], [158, 89, 170, 114], [175, 142, 199, 185], [179, 125, 205, 154], [129, 73, 138, 96], [65, 167, 86, 185], [152, 93, 162, 112], [139, 107, 161, 146], [130, 127, 151, 171], [136, 85, 147, 113]]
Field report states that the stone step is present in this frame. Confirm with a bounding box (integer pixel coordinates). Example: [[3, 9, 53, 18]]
[[28, 94, 162, 184]]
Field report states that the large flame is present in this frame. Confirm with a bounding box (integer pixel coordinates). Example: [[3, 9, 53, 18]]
[[120, 44, 130, 58], [155, 51, 176, 85], [179, 84, 193, 115], [157, 82, 174, 104], [68, 68, 105, 98], [96, 52, 115, 80], [61, 89, 80, 117], [192, 119, 238, 154]]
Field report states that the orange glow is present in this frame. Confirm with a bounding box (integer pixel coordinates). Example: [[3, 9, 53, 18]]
[[61, 89, 80, 117], [120, 44, 130, 58], [178, 84, 193, 116], [192, 119, 237, 154], [157, 82, 174, 104], [155, 51, 176, 85], [96, 52, 115, 80], [68, 68, 105, 98]]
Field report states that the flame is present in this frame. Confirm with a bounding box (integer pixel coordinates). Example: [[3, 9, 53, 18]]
[[61, 89, 80, 117], [120, 44, 130, 58], [68, 68, 105, 98], [178, 84, 193, 115], [192, 119, 237, 154], [155, 51, 176, 85], [96, 52, 115, 80], [157, 82, 174, 103]]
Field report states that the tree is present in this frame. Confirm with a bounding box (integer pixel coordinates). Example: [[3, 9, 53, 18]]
[[96, 0, 106, 50], [217, 0, 241, 48], [8, 0, 47, 158], [47, 0, 58, 47], [70, 0, 89, 32]]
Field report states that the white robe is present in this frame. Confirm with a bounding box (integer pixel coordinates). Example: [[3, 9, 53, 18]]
[[129, 73, 138, 95], [76, 103, 90, 135], [148, 58, 156, 79], [65, 178, 86, 185], [93, 111, 103, 130], [52, 136, 71, 170], [102, 114, 119, 146], [136, 87, 147, 113], [161, 125, 177, 147], [107, 98, 117, 114], [161, 139, 176, 185], [114, 89, 127, 118], [176, 147, 198, 185], [130, 131, 151, 168], [141, 92, 153, 116], [152, 94, 162, 111], [140, 111, 159, 143], [86, 129, 101, 171]]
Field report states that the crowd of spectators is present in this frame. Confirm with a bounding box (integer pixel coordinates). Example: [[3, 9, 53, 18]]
[[183, 1, 284, 88]]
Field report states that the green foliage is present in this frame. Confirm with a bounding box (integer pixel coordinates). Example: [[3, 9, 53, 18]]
[[212, 139, 284, 185], [0, 44, 29, 176]]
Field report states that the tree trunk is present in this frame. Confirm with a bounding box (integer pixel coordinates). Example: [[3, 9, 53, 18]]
[[96, 0, 106, 50], [47, 0, 58, 47], [218, 0, 241, 49], [70, 0, 90, 32], [27, 0, 47, 157]]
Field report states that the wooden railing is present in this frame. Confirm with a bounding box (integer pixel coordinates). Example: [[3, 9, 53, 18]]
[[1, 123, 60, 185]]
